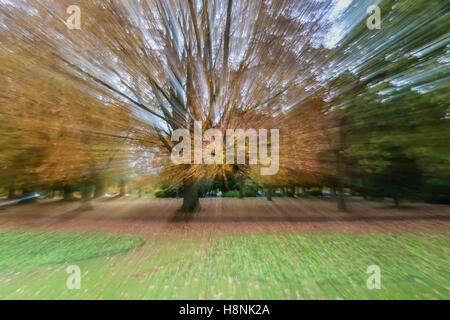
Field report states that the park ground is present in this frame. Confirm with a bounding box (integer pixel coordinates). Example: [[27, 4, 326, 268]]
[[0, 197, 449, 299]]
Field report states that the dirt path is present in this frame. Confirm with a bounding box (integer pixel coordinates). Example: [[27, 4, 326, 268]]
[[0, 197, 449, 235]]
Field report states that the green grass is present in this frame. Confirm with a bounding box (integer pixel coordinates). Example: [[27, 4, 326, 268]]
[[0, 229, 448, 299], [0, 229, 141, 267]]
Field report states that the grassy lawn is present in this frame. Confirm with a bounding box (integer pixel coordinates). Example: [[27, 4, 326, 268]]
[[0, 229, 141, 267], [0, 228, 448, 299]]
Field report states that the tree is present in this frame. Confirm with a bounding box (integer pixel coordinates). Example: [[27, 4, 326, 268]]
[[0, 49, 140, 204], [322, 0, 449, 209], [0, 0, 334, 211]]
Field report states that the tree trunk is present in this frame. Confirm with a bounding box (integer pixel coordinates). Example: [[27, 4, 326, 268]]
[[336, 120, 348, 212], [336, 178, 347, 212], [78, 183, 93, 210], [288, 187, 295, 197], [239, 177, 244, 199], [393, 197, 399, 206], [94, 181, 105, 198], [119, 180, 126, 197], [180, 177, 200, 212], [337, 193, 347, 212], [63, 185, 76, 201], [267, 186, 273, 201], [7, 187, 15, 199]]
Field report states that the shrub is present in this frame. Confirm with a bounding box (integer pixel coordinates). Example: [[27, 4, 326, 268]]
[[243, 188, 258, 197], [223, 190, 240, 198], [425, 178, 450, 204], [154, 189, 166, 198], [306, 190, 323, 197]]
